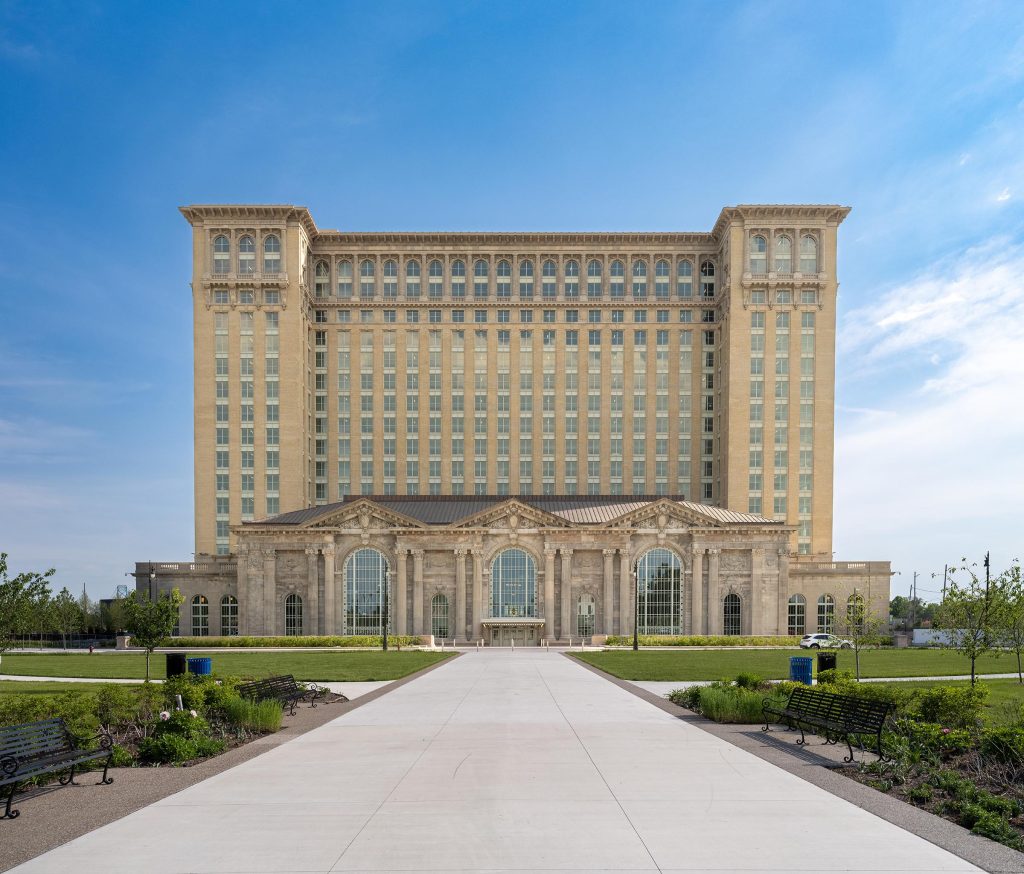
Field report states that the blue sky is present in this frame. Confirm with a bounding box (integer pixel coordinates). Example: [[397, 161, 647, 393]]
[[2, 1, 1022, 603]]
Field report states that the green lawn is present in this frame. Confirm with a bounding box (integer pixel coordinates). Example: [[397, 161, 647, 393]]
[[572, 648, 1019, 681], [0, 651, 454, 682], [866, 678, 1024, 725], [0, 680, 143, 697]]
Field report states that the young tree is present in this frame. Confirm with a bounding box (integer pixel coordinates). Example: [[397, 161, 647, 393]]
[[51, 587, 83, 649], [834, 593, 889, 681], [994, 562, 1024, 684], [123, 588, 184, 681], [936, 559, 1006, 686], [0, 553, 54, 660]]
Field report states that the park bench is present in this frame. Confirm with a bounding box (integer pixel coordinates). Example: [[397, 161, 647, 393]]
[[1, 718, 114, 820], [762, 685, 893, 762], [237, 675, 330, 715]]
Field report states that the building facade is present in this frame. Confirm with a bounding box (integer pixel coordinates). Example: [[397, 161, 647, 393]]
[[135, 203, 888, 642]]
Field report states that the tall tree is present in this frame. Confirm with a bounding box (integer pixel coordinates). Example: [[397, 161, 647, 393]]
[[936, 559, 1006, 686], [51, 587, 83, 649], [834, 593, 889, 681], [123, 588, 184, 681], [994, 563, 1024, 684], [0, 553, 54, 660]]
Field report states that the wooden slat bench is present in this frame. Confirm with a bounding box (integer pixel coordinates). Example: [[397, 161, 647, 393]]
[[762, 685, 893, 761], [237, 675, 331, 715], [1, 718, 114, 820]]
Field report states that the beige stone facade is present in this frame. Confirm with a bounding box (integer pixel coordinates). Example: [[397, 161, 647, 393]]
[[134, 203, 889, 643]]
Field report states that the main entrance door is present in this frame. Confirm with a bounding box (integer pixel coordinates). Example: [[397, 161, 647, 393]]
[[489, 625, 538, 647]]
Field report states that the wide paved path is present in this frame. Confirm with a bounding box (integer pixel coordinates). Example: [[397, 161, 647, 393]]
[[13, 651, 979, 873]]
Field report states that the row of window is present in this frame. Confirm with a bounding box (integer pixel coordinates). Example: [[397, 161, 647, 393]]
[[748, 234, 819, 274], [213, 235, 281, 275], [786, 593, 863, 635]]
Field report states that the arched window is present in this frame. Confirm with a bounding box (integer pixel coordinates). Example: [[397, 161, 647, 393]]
[[490, 548, 537, 618], [344, 548, 388, 635], [700, 260, 716, 299], [285, 593, 303, 636], [655, 259, 670, 277], [238, 236, 255, 274], [360, 259, 375, 277], [429, 259, 443, 277], [428, 259, 443, 299], [800, 235, 818, 273], [360, 259, 376, 300], [262, 235, 281, 273], [632, 259, 647, 277], [220, 595, 238, 636], [473, 259, 489, 299], [450, 259, 466, 298], [846, 593, 865, 632], [610, 259, 625, 277], [337, 259, 353, 298], [383, 259, 398, 277], [724, 593, 741, 636], [565, 259, 579, 277], [577, 593, 595, 638], [587, 259, 602, 277], [817, 594, 835, 633], [191, 595, 209, 637], [213, 235, 230, 274], [519, 259, 534, 277], [406, 259, 421, 278], [474, 259, 489, 277], [451, 259, 466, 276], [431, 593, 449, 640], [655, 259, 670, 300], [518, 259, 534, 299], [636, 548, 682, 634], [775, 235, 792, 273], [496, 260, 511, 298], [788, 594, 806, 636], [701, 260, 715, 277], [404, 259, 420, 299], [564, 259, 580, 298], [382, 259, 398, 299], [314, 260, 330, 299], [677, 259, 693, 298], [749, 235, 767, 273], [542, 259, 557, 277], [496, 259, 511, 277]]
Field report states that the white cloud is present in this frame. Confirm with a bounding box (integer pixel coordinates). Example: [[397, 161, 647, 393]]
[[997, 187, 1012, 202], [834, 237, 1024, 583]]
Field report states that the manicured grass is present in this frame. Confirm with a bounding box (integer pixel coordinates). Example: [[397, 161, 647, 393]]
[[0, 680, 143, 696], [0, 651, 454, 681], [867, 678, 1024, 726], [572, 648, 1017, 681]]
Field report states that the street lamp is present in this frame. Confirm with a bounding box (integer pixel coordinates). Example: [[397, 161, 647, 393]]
[[382, 569, 391, 652], [632, 569, 639, 652], [149, 563, 157, 600]]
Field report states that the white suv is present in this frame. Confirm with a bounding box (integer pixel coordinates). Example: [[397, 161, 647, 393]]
[[799, 633, 852, 649]]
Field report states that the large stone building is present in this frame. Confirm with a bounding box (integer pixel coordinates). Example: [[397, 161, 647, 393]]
[[136, 204, 889, 643]]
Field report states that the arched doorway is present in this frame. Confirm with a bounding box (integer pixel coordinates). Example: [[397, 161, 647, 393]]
[[577, 593, 596, 639], [635, 548, 683, 634], [723, 593, 741, 636], [487, 548, 540, 646], [431, 593, 449, 640], [344, 548, 389, 635]]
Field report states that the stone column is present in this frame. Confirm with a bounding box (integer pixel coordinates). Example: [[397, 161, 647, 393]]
[[560, 548, 573, 641], [262, 548, 276, 635], [751, 547, 765, 635], [472, 550, 484, 642], [395, 548, 408, 635], [322, 543, 336, 635], [237, 548, 250, 636], [777, 548, 790, 636], [454, 549, 467, 642], [305, 547, 319, 635], [544, 547, 556, 640], [602, 549, 615, 635], [708, 548, 722, 634], [412, 549, 425, 635], [618, 545, 632, 636], [690, 544, 704, 635]]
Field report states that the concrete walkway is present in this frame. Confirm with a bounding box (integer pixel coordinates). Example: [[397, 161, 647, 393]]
[[11, 650, 979, 873]]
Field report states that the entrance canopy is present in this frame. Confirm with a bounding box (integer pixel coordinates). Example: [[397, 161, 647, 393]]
[[481, 617, 546, 627]]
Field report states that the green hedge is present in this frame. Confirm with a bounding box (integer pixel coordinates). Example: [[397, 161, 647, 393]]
[[168, 635, 423, 648], [604, 634, 802, 647]]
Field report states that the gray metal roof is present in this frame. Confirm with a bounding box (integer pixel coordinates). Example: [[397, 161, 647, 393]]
[[246, 495, 782, 529]]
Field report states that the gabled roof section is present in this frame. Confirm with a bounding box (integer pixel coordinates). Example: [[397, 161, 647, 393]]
[[245, 495, 783, 530]]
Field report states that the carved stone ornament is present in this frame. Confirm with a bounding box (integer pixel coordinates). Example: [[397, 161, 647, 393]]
[[359, 512, 370, 530]]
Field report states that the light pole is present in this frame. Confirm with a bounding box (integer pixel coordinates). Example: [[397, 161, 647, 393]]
[[149, 563, 157, 600], [632, 569, 639, 652], [382, 569, 391, 652]]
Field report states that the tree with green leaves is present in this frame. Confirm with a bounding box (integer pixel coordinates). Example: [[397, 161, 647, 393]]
[[123, 588, 184, 681], [834, 592, 890, 681], [0, 553, 54, 660], [993, 562, 1024, 684], [51, 586, 83, 649], [936, 558, 1006, 686]]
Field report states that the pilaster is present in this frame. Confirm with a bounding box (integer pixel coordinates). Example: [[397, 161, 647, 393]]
[[412, 549, 425, 635], [602, 549, 615, 635], [304, 547, 319, 635], [454, 548, 467, 642], [560, 548, 573, 640], [544, 547, 556, 640]]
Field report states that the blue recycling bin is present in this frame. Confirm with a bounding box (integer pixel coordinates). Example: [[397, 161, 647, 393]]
[[187, 656, 212, 676], [789, 656, 813, 685]]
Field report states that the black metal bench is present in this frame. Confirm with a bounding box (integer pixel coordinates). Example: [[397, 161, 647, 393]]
[[1, 718, 114, 820], [762, 685, 893, 762], [237, 675, 330, 715]]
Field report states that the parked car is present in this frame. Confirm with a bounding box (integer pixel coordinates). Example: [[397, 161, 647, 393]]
[[799, 633, 852, 649]]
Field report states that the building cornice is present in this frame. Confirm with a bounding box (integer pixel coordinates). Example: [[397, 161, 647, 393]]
[[179, 204, 319, 239], [711, 204, 851, 240]]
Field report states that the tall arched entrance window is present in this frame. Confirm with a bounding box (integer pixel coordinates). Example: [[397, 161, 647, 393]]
[[788, 594, 806, 636], [344, 548, 389, 635], [191, 595, 209, 637], [431, 593, 449, 640], [490, 549, 537, 618], [577, 594, 596, 638], [285, 593, 303, 636], [847, 593, 865, 633], [723, 593, 741, 636], [220, 595, 238, 636], [817, 594, 836, 633], [635, 548, 682, 634]]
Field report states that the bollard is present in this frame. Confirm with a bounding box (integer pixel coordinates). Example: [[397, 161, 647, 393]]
[[511, 638, 515, 652]]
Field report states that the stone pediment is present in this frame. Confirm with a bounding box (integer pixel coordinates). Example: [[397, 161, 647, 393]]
[[447, 499, 568, 531], [604, 499, 707, 530], [306, 499, 425, 530]]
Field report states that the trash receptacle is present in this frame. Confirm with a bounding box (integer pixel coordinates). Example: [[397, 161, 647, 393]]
[[817, 651, 837, 674], [187, 657, 212, 676], [789, 656, 813, 685], [166, 652, 187, 677]]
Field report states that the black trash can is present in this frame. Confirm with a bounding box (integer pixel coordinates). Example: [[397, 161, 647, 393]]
[[817, 651, 837, 675], [166, 652, 187, 677]]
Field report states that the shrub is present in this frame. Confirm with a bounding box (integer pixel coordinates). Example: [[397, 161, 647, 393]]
[[604, 635, 801, 647], [0, 691, 99, 745], [109, 743, 134, 768], [968, 811, 1022, 849], [169, 635, 422, 648], [95, 684, 136, 728], [667, 686, 703, 710], [698, 686, 775, 723], [734, 672, 767, 691], [980, 727, 1024, 766], [892, 719, 972, 756], [220, 695, 283, 733], [914, 684, 988, 730], [907, 785, 933, 804], [161, 674, 242, 718], [137, 710, 224, 764], [817, 668, 855, 685]]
